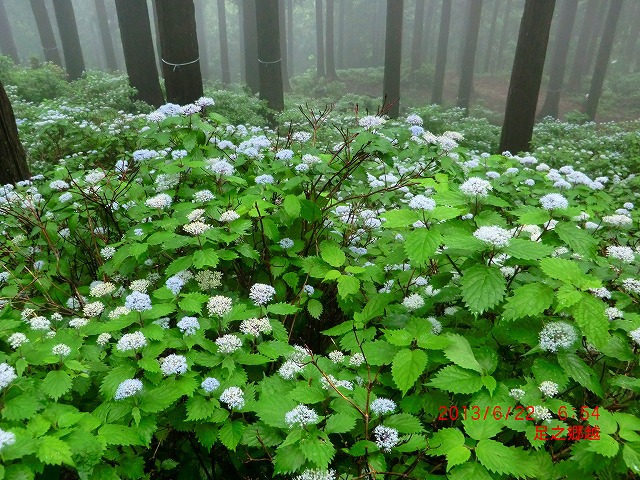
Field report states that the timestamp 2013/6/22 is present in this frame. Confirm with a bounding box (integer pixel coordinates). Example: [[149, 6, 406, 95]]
[[437, 405, 600, 422]]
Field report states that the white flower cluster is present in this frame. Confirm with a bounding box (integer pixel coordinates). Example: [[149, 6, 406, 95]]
[[473, 225, 511, 248], [605, 307, 623, 321], [532, 405, 552, 421], [145, 193, 172, 209], [8, 333, 28, 349], [622, 278, 640, 294], [293, 469, 336, 480], [328, 351, 344, 363], [216, 334, 243, 353], [100, 246, 116, 259], [539, 193, 569, 210], [249, 283, 277, 305], [349, 353, 365, 367], [370, 398, 396, 415], [83, 301, 105, 317], [460, 177, 492, 197], [130, 279, 150, 293], [165, 275, 186, 295], [359, 115, 386, 130], [207, 295, 233, 316], [509, 388, 525, 400], [97, 332, 111, 346], [602, 214, 632, 227], [195, 270, 222, 290], [52, 343, 71, 357], [408, 194, 436, 211], [239, 317, 272, 336], [114, 378, 143, 400], [90, 281, 116, 297], [201, 377, 220, 393], [0, 363, 17, 390], [373, 425, 399, 452], [402, 293, 424, 310], [219, 386, 244, 409], [320, 375, 353, 391], [177, 316, 200, 335], [116, 331, 147, 352], [255, 174, 275, 185], [607, 245, 635, 263], [539, 381, 559, 397], [183, 221, 211, 236], [279, 237, 294, 249], [427, 317, 442, 335], [285, 404, 320, 428], [160, 354, 188, 376], [539, 321, 578, 352], [0, 429, 16, 450], [124, 291, 152, 311], [219, 210, 240, 222]]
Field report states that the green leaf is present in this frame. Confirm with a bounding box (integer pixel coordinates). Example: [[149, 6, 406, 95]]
[[267, 303, 300, 315], [539, 257, 598, 289], [622, 444, 640, 475], [555, 222, 597, 259], [194, 424, 218, 449], [463, 416, 504, 440], [448, 462, 493, 480], [428, 427, 465, 455], [502, 283, 554, 321], [460, 265, 506, 314], [98, 424, 145, 446], [193, 249, 219, 269], [218, 421, 245, 451], [337, 275, 360, 299], [178, 292, 209, 313], [557, 352, 604, 398], [186, 396, 216, 421], [2, 394, 41, 421], [443, 333, 483, 373], [503, 239, 554, 260], [42, 371, 73, 401], [513, 206, 551, 225], [325, 414, 356, 434], [381, 209, 418, 228], [165, 255, 193, 276], [37, 437, 74, 466], [391, 348, 428, 395], [300, 433, 335, 468], [273, 445, 306, 475], [354, 293, 393, 324], [404, 229, 442, 266], [429, 365, 483, 394], [283, 195, 301, 217], [475, 439, 539, 478], [307, 299, 323, 319], [320, 241, 346, 268], [556, 285, 582, 310], [573, 294, 609, 349], [385, 414, 423, 433]]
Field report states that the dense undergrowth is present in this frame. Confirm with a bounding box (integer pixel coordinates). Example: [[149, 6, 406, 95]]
[[0, 62, 639, 479]]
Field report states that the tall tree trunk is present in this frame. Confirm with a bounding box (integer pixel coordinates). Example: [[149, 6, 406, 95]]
[[239, 2, 245, 81], [482, 0, 499, 72], [495, 0, 512, 71], [325, 0, 338, 80], [30, 0, 62, 66], [622, 2, 640, 72], [456, 0, 483, 112], [156, 0, 203, 104], [567, 0, 599, 93], [255, 0, 284, 114], [0, 0, 19, 63], [538, 0, 579, 119], [149, 0, 163, 76], [52, 0, 85, 80], [278, 0, 291, 90], [194, 0, 211, 81], [218, 0, 231, 84], [383, 0, 404, 118], [115, 0, 164, 107], [410, 0, 425, 72], [315, 0, 325, 77], [423, 0, 436, 64], [500, 0, 556, 154], [337, 0, 344, 69], [584, 0, 624, 121], [0, 80, 30, 184], [242, 0, 259, 92], [287, 0, 294, 75], [95, 0, 117, 71], [431, 0, 451, 105]]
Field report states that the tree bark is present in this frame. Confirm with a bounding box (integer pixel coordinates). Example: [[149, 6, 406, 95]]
[[30, 0, 62, 66], [279, 0, 291, 90], [582, 2, 607, 80], [325, 0, 338, 80], [538, 0, 579, 119], [94, 0, 117, 71], [584, 0, 624, 121], [316, 0, 325, 77], [482, 0, 499, 72], [287, 0, 294, 75], [115, 0, 164, 107], [194, 0, 211, 81], [0, 0, 19, 64], [0, 80, 30, 185], [337, 0, 344, 69], [242, 0, 259, 92], [423, 0, 436, 64], [456, 0, 483, 112], [383, 0, 403, 118], [52, 0, 85, 81], [431, 0, 451, 105], [410, 0, 425, 72], [622, 2, 640, 72], [156, 0, 203, 104], [500, 0, 556, 154], [567, 0, 599, 92], [495, 0, 512, 71], [218, 0, 231, 84], [255, 0, 284, 115], [149, 0, 163, 76]]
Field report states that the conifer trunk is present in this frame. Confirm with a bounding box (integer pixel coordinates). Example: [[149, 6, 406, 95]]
[[194, 0, 211, 81], [95, 0, 117, 71], [567, 0, 599, 92], [325, 0, 338, 80], [218, 0, 231, 84], [279, 0, 292, 90], [482, 0, 499, 72], [255, 0, 284, 113], [52, 0, 85, 81], [30, 0, 62, 66], [0, 80, 30, 185], [410, 0, 425, 72], [456, 0, 483, 112], [495, 0, 512, 71], [431, 0, 451, 105], [0, 0, 19, 64], [287, 0, 294, 75], [316, 0, 325, 77], [383, 0, 404, 118], [242, 0, 259, 92], [337, 0, 344, 69]]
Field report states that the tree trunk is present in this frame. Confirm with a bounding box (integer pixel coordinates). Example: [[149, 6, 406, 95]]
[[242, 0, 259, 92], [567, 0, 599, 93], [325, 0, 338, 80], [0, 80, 30, 185], [115, 0, 164, 107], [383, 0, 404, 118], [194, 0, 211, 81], [218, 0, 231, 84], [287, 0, 294, 75], [336, 0, 344, 69], [0, 0, 19, 64], [495, 0, 512, 71], [582, 2, 607, 80], [52, 0, 85, 81], [278, 0, 291, 90], [584, 0, 624, 121], [155, 0, 203, 105], [456, 0, 483, 112], [410, 0, 425, 72], [255, 0, 284, 114], [423, 0, 436, 64], [500, 0, 556, 154], [149, 0, 163, 76], [315, 0, 325, 77], [94, 0, 117, 71], [538, 0, 579, 119], [482, 0, 499, 72], [30, 0, 62, 66], [622, 2, 640, 72], [431, 0, 451, 105]]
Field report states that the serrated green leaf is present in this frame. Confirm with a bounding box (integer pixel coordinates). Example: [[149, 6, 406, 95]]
[[447, 462, 494, 480], [539, 257, 598, 288], [429, 365, 483, 394], [2, 394, 41, 421], [98, 424, 145, 446], [443, 333, 482, 373], [391, 348, 428, 395], [463, 415, 504, 440], [513, 206, 551, 225], [165, 255, 193, 276], [178, 292, 209, 313], [273, 445, 306, 475], [283, 195, 301, 217], [476, 439, 539, 478], [42, 370, 72, 401], [573, 294, 609, 349], [381, 209, 418, 228], [404, 229, 442, 266], [557, 352, 604, 398], [37, 437, 74, 466], [186, 396, 217, 421], [320, 240, 346, 267], [428, 427, 465, 455], [267, 302, 299, 315], [503, 238, 554, 260], [325, 413, 356, 434], [502, 282, 554, 321], [194, 424, 218, 449], [556, 285, 582, 310], [300, 433, 335, 468], [622, 444, 640, 475], [460, 265, 506, 314], [555, 222, 597, 259], [354, 293, 393, 324], [193, 249, 219, 269], [337, 275, 360, 299], [307, 299, 323, 319], [385, 414, 423, 433], [218, 421, 245, 451]]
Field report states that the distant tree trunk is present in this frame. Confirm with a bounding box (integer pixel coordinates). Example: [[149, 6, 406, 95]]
[[538, 0, 579, 119], [482, 0, 499, 72], [410, 0, 425, 72], [325, 0, 338, 80], [456, 0, 483, 112], [194, 0, 211, 81], [115, 0, 164, 107], [383, 0, 403, 118], [255, 0, 284, 114], [495, 0, 512, 71], [94, 0, 117, 71], [155, 0, 203, 104], [239, 2, 245, 81], [278, 0, 291, 90], [337, 0, 344, 69], [243, 0, 259, 92], [0, 0, 19, 63], [584, 0, 623, 121], [567, 0, 599, 92], [423, 0, 436, 64], [583, 3, 607, 77], [30, 0, 62, 66], [150, 0, 163, 76], [622, 2, 640, 72], [500, 0, 556, 154], [316, 0, 325, 77], [287, 0, 294, 75], [52, 0, 85, 80], [218, 0, 231, 84], [431, 0, 451, 105], [0, 80, 30, 184]]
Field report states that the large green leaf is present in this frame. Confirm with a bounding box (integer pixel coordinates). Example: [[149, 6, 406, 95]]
[[557, 352, 604, 398], [283, 195, 301, 217], [320, 240, 346, 268], [460, 265, 506, 314], [475, 439, 539, 478], [429, 365, 483, 394], [98, 424, 146, 446], [572, 294, 610, 349], [555, 222, 598, 259], [300, 432, 336, 468], [502, 283, 554, 321], [404, 229, 442, 266], [186, 396, 217, 421], [391, 348, 428, 395], [42, 371, 73, 401], [443, 333, 482, 373], [539, 257, 599, 289], [36, 437, 74, 466], [337, 275, 360, 299], [503, 239, 554, 260], [218, 421, 245, 451]]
